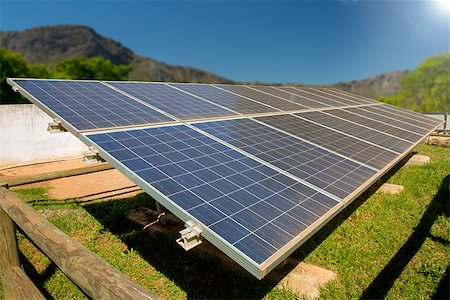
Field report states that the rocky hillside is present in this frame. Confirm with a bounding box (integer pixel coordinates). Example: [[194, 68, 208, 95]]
[[0, 25, 232, 83], [332, 70, 409, 98]]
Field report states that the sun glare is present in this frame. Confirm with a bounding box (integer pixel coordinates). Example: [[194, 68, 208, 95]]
[[436, 0, 450, 10]]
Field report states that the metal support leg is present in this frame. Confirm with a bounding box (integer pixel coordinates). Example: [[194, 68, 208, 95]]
[[155, 202, 167, 225]]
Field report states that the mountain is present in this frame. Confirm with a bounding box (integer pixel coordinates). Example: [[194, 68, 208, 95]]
[[0, 24, 408, 97], [0, 25, 232, 83], [332, 70, 409, 99]]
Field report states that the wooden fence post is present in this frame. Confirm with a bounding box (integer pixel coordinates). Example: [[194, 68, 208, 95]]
[[0, 183, 20, 299]]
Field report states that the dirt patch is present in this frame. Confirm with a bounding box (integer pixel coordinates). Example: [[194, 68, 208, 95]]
[[5, 158, 142, 201], [16, 169, 141, 201]]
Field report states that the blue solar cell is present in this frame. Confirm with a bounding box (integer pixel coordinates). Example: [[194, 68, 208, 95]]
[[256, 114, 398, 170], [170, 83, 276, 114], [194, 118, 377, 199], [108, 82, 238, 120], [11, 79, 173, 131], [85, 124, 339, 266], [234, 234, 278, 265], [296, 111, 413, 153]]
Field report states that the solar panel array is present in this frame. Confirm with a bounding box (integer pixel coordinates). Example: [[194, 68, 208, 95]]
[[7, 78, 442, 279], [12, 79, 174, 131]]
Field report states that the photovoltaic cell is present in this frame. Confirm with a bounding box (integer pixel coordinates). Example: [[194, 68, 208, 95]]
[[107, 82, 239, 120], [345, 107, 432, 136], [325, 108, 423, 142], [313, 88, 377, 105], [215, 84, 308, 111], [194, 118, 376, 199], [252, 86, 330, 109], [301, 88, 362, 106], [85, 125, 339, 265], [169, 83, 277, 115], [277, 87, 350, 107], [296, 111, 413, 153], [256, 114, 398, 169], [11, 79, 173, 131], [374, 105, 444, 129]]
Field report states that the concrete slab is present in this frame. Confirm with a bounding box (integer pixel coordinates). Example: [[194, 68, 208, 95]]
[[275, 261, 337, 298], [377, 183, 404, 194], [424, 134, 450, 148], [406, 154, 430, 166]]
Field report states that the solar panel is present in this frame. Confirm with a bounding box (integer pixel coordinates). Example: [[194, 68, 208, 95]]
[[301, 87, 364, 106], [312, 88, 377, 105], [256, 114, 399, 170], [81, 124, 340, 277], [252, 86, 331, 109], [324, 108, 423, 142], [169, 83, 277, 115], [7, 78, 443, 280], [194, 118, 377, 199], [295, 111, 413, 153], [8, 79, 174, 133], [344, 107, 432, 136], [215, 84, 308, 111], [277, 87, 351, 107], [373, 104, 444, 129], [107, 82, 239, 121]]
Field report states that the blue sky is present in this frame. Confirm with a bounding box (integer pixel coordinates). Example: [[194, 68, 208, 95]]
[[1, 0, 449, 84]]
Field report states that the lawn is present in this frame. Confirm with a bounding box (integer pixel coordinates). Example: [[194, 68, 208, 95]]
[[0, 144, 448, 299]]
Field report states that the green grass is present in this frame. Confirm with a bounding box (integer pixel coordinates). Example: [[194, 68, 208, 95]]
[[0, 144, 449, 299]]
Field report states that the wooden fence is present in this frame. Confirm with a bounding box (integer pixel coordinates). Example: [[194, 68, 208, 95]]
[[0, 186, 159, 300]]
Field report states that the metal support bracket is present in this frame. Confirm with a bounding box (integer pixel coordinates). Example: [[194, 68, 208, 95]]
[[47, 119, 67, 133], [83, 147, 103, 164], [176, 220, 203, 251], [155, 202, 168, 225]]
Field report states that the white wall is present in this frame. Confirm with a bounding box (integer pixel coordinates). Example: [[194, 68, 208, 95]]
[[0, 104, 88, 167]]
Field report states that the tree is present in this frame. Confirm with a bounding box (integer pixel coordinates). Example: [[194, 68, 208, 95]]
[[51, 57, 129, 80], [380, 53, 450, 112], [0, 50, 130, 103], [0, 48, 49, 103]]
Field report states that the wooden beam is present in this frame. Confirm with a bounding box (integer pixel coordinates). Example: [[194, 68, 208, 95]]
[[5, 163, 113, 187], [0, 203, 21, 299], [0, 206, 20, 271], [0, 187, 159, 300], [2, 266, 45, 300]]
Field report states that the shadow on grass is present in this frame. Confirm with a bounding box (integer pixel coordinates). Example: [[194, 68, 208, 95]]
[[360, 174, 449, 299], [432, 265, 449, 300], [83, 193, 277, 299], [19, 251, 57, 300]]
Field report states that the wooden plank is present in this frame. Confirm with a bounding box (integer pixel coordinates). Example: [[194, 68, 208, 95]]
[[0, 206, 20, 271], [5, 163, 113, 187], [0, 187, 159, 300], [0, 204, 21, 299], [2, 266, 45, 300]]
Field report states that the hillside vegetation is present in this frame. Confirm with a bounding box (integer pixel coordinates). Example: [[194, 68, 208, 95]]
[[379, 53, 450, 112]]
